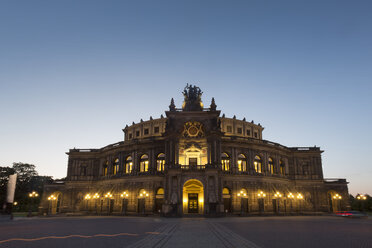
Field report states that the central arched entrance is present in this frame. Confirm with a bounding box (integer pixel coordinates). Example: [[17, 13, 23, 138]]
[[183, 179, 204, 214]]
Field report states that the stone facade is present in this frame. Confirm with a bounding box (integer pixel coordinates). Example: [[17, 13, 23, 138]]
[[40, 85, 349, 216]]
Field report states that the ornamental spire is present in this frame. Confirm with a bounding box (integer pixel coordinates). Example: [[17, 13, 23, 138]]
[[210, 97, 217, 111], [169, 98, 176, 111]]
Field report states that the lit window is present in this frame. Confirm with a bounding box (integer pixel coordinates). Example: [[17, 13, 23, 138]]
[[254, 155, 262, 173], [125, 156, 133, 174], [227, 126, 232, 133], [140, 154, 149, 172], [221, 153, 230, 171], [156, 188, 164, 196], [222, 188, 230, 195], [157, 153, 165, 172], [280, 160, 285, 175], [103, 161, 108, 176], [268, 157, 274, 174], [113, 158, 119, 175], [237, 154, 247, 172]]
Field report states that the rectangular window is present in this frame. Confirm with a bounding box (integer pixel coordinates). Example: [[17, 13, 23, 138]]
[[237, 127, 242, 134], [189, 158, 197, 166], [154, 126, 159, 133], [247, 130, 251, 136], [254, 132, 258, 138], [144, 128, 149, 135], [129, 133, 132, 139], [136, 130, 140, 137], [227, 126, 232, 133]]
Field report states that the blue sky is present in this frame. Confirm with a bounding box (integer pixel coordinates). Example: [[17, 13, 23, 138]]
[[0, 0, 371, 195]]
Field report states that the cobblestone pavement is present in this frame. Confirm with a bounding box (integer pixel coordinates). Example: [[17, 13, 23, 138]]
[[0, 216, 371, 248]]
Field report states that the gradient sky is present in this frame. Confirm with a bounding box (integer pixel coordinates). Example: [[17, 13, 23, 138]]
[[0, 0, 371, 195]]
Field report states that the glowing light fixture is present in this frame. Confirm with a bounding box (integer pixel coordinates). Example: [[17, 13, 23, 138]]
[[287, 193, 295, 199], [48, 194, 57, 201], [333, 193, 342, 200], [274, 192, 282, 198], [297, 193, 304, 199], [120, 191, 129, 198], [356, 194, 366, 200], [257, 191, 266, 198]]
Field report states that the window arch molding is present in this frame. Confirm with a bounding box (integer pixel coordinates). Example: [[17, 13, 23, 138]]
[[268, 157, 274, 174], [156, 153, 165, 172], [237, 153, 247, 172], [139, 154, 149, 172], [125, 156, 133, 174], [221, 152, 230, 171], [254, 155, 262, 173]]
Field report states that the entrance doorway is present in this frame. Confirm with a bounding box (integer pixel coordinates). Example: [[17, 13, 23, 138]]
[[183, 179, 204, 214], [188, 193, 198, 213]]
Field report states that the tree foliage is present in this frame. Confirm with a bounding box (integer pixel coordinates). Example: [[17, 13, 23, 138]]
[[0, 162, 53, 212]]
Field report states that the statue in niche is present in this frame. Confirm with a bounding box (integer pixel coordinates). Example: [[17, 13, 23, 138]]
[[182, 84, 204, 111]]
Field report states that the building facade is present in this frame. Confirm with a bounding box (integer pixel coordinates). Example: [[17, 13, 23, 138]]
[[40, 85, 349, 216]]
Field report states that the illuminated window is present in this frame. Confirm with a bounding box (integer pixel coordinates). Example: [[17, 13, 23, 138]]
[[280, 160, 285, 175], [254, 155, 262, 173], [125, 156, 133, 174], [237, 154, 247, 172], [113, 158, 119, 175], [140, 154, 149, 172], [157, 153, 165, 172], [221, 153, 230, 171], [268, 157, 274, 174], [103, 161, 108, 176], [156, 188, 164, 196], [223, 188, 230, 195]]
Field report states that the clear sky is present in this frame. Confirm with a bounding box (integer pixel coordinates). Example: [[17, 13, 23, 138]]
[[0, 0, 371, 195]]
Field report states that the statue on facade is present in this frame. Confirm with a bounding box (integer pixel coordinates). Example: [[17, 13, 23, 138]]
[[182, 84, 204, 111]]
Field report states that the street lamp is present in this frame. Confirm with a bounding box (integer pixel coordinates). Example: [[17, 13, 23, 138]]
[[297, 193, 304, 213], [28, 191, 39, 217], [92, 193, 100, 214], [139, 191, 149, 215], [287, 192, 295, 213], [274, 192, 282, 214], [257, 191, 266, 214], [333, 193, 342, 211], [47, 194, 57, 215], [356, 194, 367, 211], [120, 191, 129, 215], [104, 192, 113, 215], [237, 190, 247, 215], [84, 194, 91, 212]]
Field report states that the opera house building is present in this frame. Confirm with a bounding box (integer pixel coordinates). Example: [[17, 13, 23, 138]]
[[40, 85, 349, 216]]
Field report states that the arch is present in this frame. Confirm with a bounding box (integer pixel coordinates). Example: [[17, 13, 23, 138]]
[[268, 157, 274, 174], [157, 153, 165, 172], [327, 190, 342, 212], [125, 156, 133, 174], [113, 158, 119, 175], [156, 188, 165, 196], [254, 155, 262, 173], [48, 191, 62, 215], [139, 154, 149, 172], [182, 179, 204, 214], [222, 187, 230, 195], [221, 153, 230, 171], [237, 154, 247, 172]]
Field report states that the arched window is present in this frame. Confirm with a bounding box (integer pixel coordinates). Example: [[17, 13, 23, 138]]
[[125, 156, 133, 174], [254, 155, 262, 173], [237, 154, 247, 172], [222, 187, 230, 196], [103, 161, 108, 176], [156, 188, 164, 197], [268, 157, 274, 174], [113, 158, 119, 175], [140, 154, 149, 172], [157, 153, 165, 172], [280, 160, 285, 175], [221, 153, 230, 171]]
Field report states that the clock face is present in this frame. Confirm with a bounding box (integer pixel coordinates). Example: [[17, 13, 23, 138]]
[[183, 121, 204, 138]]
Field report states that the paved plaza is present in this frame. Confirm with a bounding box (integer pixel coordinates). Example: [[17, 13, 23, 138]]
[[0, 216, 371, 248]]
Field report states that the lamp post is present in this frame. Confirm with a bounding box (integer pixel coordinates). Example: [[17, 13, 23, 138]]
[[92, 193, 100, 214], [237, 190, 247, 215], [297, 193, 304, 214], [120, 191, 129, 215], [356, 194, 367, 211], [84, 194, 91, 212], [274, 192, 282, 214], [47, 194, 57, 215], [104, 192, 113, 215], [139, 191, 149, 215], [257, 191, 266, 214], [28, 191, 39, 217], [287, 192, 295, 214], [333, 193, 342, 212]]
